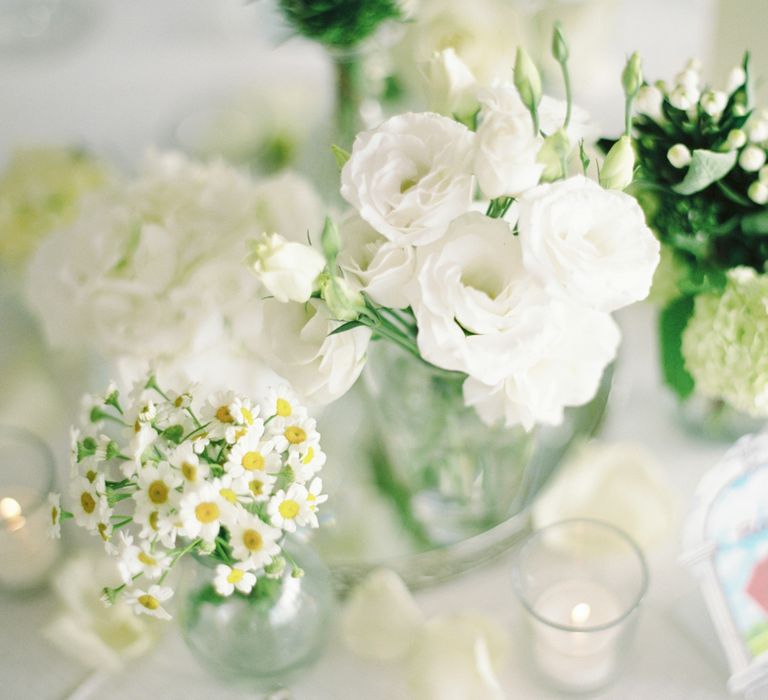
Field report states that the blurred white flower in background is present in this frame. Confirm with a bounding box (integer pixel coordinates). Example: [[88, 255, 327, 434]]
[[533, 440, 679, 550]]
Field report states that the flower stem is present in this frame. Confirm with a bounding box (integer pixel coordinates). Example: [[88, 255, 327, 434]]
[[158, 537, 203, 585], [334, 54, 362, 150]]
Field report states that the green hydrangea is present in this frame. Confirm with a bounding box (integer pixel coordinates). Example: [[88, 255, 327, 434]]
[[0, 147, 107, 266], [277, 0, 402, 49], [682, 267, 768, 416]]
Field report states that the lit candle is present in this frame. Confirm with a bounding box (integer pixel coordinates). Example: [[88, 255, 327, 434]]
[[0, 487, 60, 589]]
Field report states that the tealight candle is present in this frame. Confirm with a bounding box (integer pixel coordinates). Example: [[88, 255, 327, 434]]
[[0, 426, 61, 590], [512, 519, 648, 694]]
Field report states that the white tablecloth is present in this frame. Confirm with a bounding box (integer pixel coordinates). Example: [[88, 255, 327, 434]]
[[0, 1, 743, 697]]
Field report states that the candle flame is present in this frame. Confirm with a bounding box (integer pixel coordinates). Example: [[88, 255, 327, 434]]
[[570, 602, 591, 625], [0, 497, 21, 519]]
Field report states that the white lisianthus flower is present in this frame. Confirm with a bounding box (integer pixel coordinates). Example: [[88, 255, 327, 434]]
[[410, 212, 552, 386], [337, 212, 416, 309], [463, 304, 620, 430], [340, 112, 475, 247], [422, 48, 479, 121], [248, 232, 325, 304], [258, 299, 371, 405], [517, 175, 659, 312]]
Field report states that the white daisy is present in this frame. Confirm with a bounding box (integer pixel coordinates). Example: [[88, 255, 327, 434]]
[[168, 441, 210, 485], [271, 415, 319, 456], [117, 533, 172, 583], [68, 427, 80, 478], [287, 442, 327, 483], [305, 477, 328, 529], [213, 563, 257, 597], [268, 483, 311, 532], [228, 512, 282, 567], [47, 493, 62, 539], [70, 474, 108, 531], [178, 482, 234, 542], [200, 391, 240, 440], [134, 461, 182, 513], [241, 471, 278, 503], [262, 385, 307, 423], [124, 584, 173, 621], [135, 505, 183, 549], [190, 430, 211, 455], [223, 431, 281, 479]]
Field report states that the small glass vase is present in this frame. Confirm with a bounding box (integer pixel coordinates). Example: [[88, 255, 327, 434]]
[[178, 537, 335, 693], [364, 341, 540, 546], [675, 394, 765, 443]]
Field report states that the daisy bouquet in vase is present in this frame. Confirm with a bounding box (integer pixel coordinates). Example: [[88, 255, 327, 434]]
[[49, 376, 334, 690], [248, 28, 659, 546]]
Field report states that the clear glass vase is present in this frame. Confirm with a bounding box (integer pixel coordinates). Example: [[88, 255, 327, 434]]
[[363, 342, 553, 546], [178, 537, 335, 693], [675, 393, 765, 443]]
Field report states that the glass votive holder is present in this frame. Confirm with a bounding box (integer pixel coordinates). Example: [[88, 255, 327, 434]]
[[0, 425, 61, 592], [511, 518, 649, 695]]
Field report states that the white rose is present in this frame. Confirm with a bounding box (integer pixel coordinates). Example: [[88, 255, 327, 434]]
[[410, 212, 554, 386], [340, 112, 475, 247], [517, 175, 660, 312], [337, 212, 416, 309], [248, 232, 325, 304], [259, 299, 371, 405], [463, 303, 619, 430], [422, 48, 479, 121], [532, 441, 678, 550]]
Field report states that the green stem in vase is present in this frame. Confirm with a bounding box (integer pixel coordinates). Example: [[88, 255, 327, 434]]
[[334, 54, 362, 150]]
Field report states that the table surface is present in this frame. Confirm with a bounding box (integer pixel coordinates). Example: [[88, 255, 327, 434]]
[[0, 1, 749, 698]]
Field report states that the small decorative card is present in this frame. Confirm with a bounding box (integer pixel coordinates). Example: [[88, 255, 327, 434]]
[[683, 432, 768, 696]]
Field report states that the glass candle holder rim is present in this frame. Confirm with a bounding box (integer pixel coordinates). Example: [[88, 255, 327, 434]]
[[511, 518, 650, 634], [0, 424, 56, 511]]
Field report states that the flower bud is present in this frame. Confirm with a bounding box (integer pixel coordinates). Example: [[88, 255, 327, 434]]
[[599, 135, 635, 190], [622, 52, 643, 97], [725, 129, 747, 150], [727, 66, 747, 93], [759, 165, 768, 185], [422, 48, 479, 122], [291, 566, 305, 579], [320, 274, 366, 322], [748, 120, 768, 143], [536, 128, 571, 182], [667, 144, 691, 169], [551, 23, 568, 64], [264, 555, 286, 579], [514, 47, 542, 113], [748, 180, 768, 204], [701, 90, 727, 118], [635, 85, 663, 120], [669, 86, 696, 111], [740, 145, 767, 172], [248, 232, 326, 303], [320, 216, 341, 263], [675, 68, 700, 92]]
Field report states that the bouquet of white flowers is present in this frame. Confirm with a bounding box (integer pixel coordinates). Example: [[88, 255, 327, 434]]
[[249, 28, 660, 431], [49, 377, 327, 620]]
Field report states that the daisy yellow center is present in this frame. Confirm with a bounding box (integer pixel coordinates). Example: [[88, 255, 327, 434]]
[[85, 470, 97, 483], [216, 405, 234, 423], [174, 396, 184, 407], [248, 480, 264, 497], [195, 502, 220, 524], [242, 529, 263, 551], [278, 499, 300, 519], [234, 428, 247, 441], [138, 552, 157, 566], [284, 426, 306, 445], [242, 407, 254, 425], [138, 594, 159, 611], [242, 451, 264, 471], [80, 491, 96, 514], [134, 420, 141, 433], [276, 398, 291, 417], [149, 511, 160, 531], [97, 523, 110, 541], [181, 462, 197, 481], [302, 447, 314, 465], [227, 569, 245, 584], [219, 488, 238, 504], [148, 480, 169, 504], [50, 506, 58, 525]]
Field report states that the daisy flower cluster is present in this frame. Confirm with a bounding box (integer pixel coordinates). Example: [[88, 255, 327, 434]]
[[48, 376, 327, 621]]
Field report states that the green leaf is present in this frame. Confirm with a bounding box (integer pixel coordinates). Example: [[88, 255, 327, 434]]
[[742, 211, 768, 235], [579, 138, 591, 174], [162, 425, 184, 444], [672, 149, 737, 195], [659, 296, 696, 399], [328, 319, 364, 336], [332, 144, 351, 170]]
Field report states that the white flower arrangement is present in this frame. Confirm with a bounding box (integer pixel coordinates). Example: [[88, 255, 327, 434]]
[[249, 28, 660, 430], [48, 376, 327, 620]]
